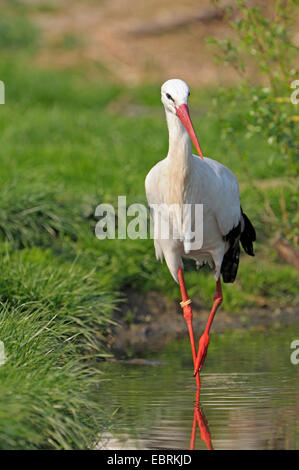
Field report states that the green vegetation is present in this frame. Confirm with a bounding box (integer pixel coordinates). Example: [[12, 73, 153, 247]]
[[209, 0, 299, 244], [0, 247, 114, 449], [0, 0, 298, 450], [0, 14, 39, 50]]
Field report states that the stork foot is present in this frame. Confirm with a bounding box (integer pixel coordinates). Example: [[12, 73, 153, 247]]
[[193, 332, 210, 376]]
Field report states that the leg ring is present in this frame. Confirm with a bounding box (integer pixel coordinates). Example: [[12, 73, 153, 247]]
[[180, 299, 192, 308]]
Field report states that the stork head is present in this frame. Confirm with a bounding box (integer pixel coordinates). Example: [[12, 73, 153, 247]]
[[161, 78, 204, 159], [161, 79, 190, 113]]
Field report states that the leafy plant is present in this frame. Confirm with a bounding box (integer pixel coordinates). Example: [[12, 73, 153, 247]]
[[208, 0, 299, 246]]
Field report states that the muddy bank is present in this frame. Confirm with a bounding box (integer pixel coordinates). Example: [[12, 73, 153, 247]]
[[106, 290, 299, 358]]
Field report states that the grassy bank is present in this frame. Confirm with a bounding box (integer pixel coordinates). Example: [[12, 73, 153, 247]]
[[0, 245, 115, 449], [0, 11, 298, 447]]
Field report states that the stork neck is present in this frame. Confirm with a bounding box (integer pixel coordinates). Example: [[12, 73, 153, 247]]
[[166, 110, 192, 168]]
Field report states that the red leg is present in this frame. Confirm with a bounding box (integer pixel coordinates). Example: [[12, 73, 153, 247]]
[[190, 405, 197, 450], [194, 279, 223, 376], [189, 388, 200, 450], [197, 407, 213, 450], [190, 387, 213, 450], [177, 268, 200, 387]]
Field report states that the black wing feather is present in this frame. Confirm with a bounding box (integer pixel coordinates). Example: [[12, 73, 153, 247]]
[[221, 208, 256, 284], [240, 210, 256, 256]]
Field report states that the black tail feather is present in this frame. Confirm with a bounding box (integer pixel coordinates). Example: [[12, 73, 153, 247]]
[[240, 210, 256, 256], [221, 242, 240, 283], [221, 209, 256, 283]]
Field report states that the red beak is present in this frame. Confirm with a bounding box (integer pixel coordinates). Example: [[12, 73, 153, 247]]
[[176, 104, 204, 159]]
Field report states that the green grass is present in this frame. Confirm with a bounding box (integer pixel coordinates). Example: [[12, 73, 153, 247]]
[[0, 13, 39, 50], [0, 246, 115, 449], [0, 182, 96, 247], [0, 44, 298, 449]]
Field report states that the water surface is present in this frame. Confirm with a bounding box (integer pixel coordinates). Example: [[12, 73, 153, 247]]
[[99, 327, 299, 450]]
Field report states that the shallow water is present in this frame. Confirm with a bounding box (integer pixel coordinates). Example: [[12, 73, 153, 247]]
[[99, 327, 299, 450]]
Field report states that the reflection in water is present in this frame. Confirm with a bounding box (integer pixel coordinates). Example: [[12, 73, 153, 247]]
[[190, 387, 213, 450], [98, 328, 299, 450]]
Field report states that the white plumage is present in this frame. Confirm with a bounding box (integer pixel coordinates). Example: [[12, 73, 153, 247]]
[[145, 79, 242, 283]]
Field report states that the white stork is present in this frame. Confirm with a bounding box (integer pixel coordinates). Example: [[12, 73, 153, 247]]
[[145, 79, 256, 381]]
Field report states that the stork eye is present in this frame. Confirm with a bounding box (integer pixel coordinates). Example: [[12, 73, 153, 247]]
[[166, 93, 174, 102]]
